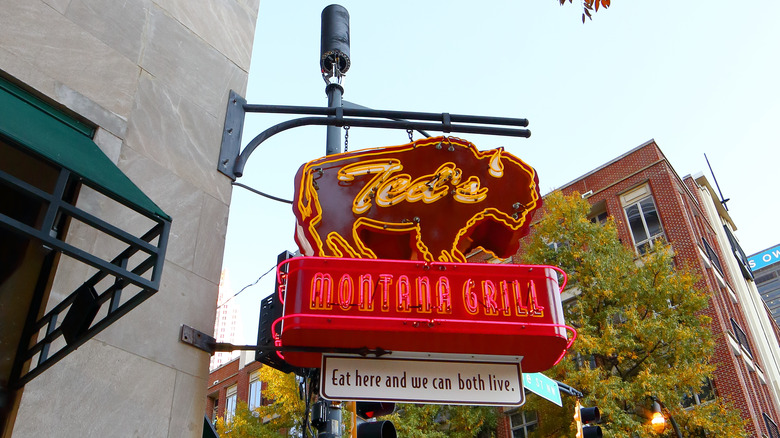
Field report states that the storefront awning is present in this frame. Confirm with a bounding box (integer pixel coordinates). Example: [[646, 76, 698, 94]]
[[0, 81, 170, 221], [0, 77, 171, 389]]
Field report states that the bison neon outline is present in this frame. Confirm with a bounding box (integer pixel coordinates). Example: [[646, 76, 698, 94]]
[[293, 136, 541, 262]]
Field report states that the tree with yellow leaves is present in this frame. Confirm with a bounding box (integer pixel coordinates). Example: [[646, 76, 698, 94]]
[[389, 404, 497, 438], [216, 367, 305, 438], [519, 191, 746, 438]]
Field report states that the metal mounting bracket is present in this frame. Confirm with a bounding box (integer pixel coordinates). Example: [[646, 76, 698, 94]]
[[179, 324, 392, 359], [180, 325, 216, 354], [218, 91, 247, 179], [217, 90, 531, 180]]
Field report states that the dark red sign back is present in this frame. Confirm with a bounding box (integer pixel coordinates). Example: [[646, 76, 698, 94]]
[[292, 136, 541, 262]]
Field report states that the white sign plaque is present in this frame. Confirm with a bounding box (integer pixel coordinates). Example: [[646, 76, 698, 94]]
[[321, 355, 524, 406]]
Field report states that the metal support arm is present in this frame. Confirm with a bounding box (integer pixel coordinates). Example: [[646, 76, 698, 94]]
[[218, 90, 531, 180], [179, 325, 391, 357], [557, 381, 585, 398]]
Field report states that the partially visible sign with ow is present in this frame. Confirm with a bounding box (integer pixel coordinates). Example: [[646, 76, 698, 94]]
[[321, 355, 525, 406]]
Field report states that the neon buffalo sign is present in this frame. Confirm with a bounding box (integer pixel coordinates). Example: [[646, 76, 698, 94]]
[[277, 136, 574, 372], [293, 136, 541, 262], [274, 257, 574, 373]]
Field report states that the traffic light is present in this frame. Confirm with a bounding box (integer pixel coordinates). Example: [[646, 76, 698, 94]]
[[356, 402, 395, 419], [355, 402, 396, 438], [574, 400, 602, 438]]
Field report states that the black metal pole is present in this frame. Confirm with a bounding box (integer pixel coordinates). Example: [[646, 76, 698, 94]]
[[325, 83, 343, 155], [318, 5, 350, 436], [323, 401, 342, 438], [669, 415, 682, 438]]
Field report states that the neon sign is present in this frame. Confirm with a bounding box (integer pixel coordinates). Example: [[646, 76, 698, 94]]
[[275, 257, 575, 373], [292, 136, 541, 262], [307, 271, 545, 318]]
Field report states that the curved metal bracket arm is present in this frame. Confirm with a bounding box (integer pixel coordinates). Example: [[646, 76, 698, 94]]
[[218, 90, 531, 180], [557, 380, 585, 398]]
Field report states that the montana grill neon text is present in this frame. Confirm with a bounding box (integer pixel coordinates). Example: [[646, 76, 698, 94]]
[[308, 271, 545, 318], [276, 257, 573, 372]]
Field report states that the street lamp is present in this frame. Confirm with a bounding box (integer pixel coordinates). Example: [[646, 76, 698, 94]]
[[650, 397, 682, 438], [650, 401, 666, 434]]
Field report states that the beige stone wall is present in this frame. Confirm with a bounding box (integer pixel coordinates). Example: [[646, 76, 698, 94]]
[[0, 0, 258, 436]]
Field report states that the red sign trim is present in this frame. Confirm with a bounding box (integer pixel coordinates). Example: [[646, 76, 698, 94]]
[[270, 257, 577, 372], [273, 313, 576, 362]]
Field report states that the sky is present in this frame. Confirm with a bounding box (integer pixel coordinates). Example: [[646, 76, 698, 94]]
[[221, 1, 780, 342]]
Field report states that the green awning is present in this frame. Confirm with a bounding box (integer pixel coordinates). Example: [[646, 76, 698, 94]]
[[0, 79, 170, 221], [203, 416, 219, 438]]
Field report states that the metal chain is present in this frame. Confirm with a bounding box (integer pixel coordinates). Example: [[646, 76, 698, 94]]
[[407, 129, 413, 142], [344, 125, 349, 152]]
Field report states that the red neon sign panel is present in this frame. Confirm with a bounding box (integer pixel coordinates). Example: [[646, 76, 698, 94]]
[[274, 257, 575, 373]]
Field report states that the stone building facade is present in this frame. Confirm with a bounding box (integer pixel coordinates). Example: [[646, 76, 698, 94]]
[[496, 140, 780, 437], [0, 1, 258, 436]]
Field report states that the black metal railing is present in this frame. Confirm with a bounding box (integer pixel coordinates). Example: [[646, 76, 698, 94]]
[[1, 164, 170, 388]]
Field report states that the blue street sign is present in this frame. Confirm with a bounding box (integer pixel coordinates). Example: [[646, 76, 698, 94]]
[[749, 244, 780, 271], [523, 373, 562, 406]]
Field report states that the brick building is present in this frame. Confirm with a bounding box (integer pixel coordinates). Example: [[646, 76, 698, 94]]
[[206, 351, 266, 426], [497, 140, 780, 437]]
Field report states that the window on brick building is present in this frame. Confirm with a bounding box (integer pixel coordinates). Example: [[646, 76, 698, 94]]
[[682, 378, 715, 408], [764, 413, 780, 438], [210, 396, 219, 424], [590, 211, 608, 225], [730, 318, 754, 359], [588, 200, 608, 226], [508, 409, 538, 438], [249, 371, 262, 413], [621, 187, 665, 254], [702, 237, 724, 276], [225, 384, 237, 423], [724, 225, 753, 281]]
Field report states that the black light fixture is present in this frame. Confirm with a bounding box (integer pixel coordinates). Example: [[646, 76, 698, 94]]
[[320, 4, 350, 84], [61, 284, 100, 345]]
